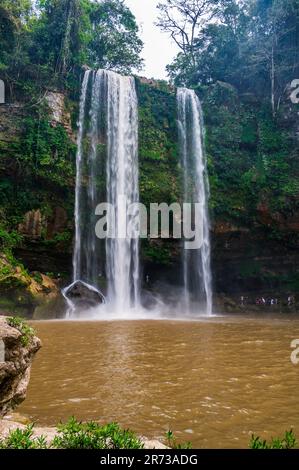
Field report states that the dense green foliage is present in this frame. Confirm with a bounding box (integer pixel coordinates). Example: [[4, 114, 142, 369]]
[[137, 79, 181, 265], [0, 103, 76, 251], [159, 0, 299, 106], [0, 0, 144, 258], [21, 113, 76, 185], [158, 0, 299, 241], [137, 80, 179, 207], [0, 0, 298, 293], [204, 84, 299, 228], [0, 224, 23, 254], [0, 0, 143, 94]]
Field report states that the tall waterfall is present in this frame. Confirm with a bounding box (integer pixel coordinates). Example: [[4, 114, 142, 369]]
[[105, 71, 140, 312], [71, 69, 140, 314], [177, 88, 213, 316]]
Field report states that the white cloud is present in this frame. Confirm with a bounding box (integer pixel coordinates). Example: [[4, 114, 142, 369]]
[[124, 0, 177, 79]]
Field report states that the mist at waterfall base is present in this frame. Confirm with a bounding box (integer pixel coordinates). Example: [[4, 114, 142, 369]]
[[63, 70, 213, 320]]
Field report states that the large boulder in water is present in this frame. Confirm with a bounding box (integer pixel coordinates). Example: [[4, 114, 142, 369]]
[[64, 281, 105, 310]]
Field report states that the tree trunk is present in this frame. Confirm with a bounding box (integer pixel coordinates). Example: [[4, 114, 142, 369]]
[[58, 0, 74, 75]]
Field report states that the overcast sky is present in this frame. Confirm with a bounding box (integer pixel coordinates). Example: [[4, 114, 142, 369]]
[[124, 0, 177, 79]]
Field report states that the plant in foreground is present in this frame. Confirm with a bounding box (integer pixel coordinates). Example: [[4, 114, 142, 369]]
[[0, 425, 47, 449], [250, 430, 297, 449], [52, 418, 144, 449], [6, 317, 36, 347], [165, 430, 192, 449], [0, 419, 144, 450]]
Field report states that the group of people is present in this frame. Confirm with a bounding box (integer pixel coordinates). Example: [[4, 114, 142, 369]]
[[240, 295, 295, 307], [255, 297, 278, 306]]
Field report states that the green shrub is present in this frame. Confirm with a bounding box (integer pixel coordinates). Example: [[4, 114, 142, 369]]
[[0, 425, 47, 449], [250, 430, 297, 449], [0, 225, 23, 254], [0, 419, 144, 450], [52, 418, 144, 449], [6, 317, 36, 347], [165, 430, 192, 449]]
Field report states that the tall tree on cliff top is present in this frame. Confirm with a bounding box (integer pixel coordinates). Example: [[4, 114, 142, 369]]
[[57, 0, 81, 75], [156, 0, 221, 68], [31, 0, 85, 75], [165, 0, 250, 86], [248, 0, 299, 116], [31, 0, 143, 77], [160, 0, 299, 116], [87, 0, 143, 73], [0, 5, 15, 67], [0, 0, 33, 70]]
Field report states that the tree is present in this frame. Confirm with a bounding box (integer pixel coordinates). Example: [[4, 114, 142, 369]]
[[161, 0, 299, 107], [57, 0, 81, 75], [0, 0, 144, 98], [156, 0, 221, 66], [164, 0, 250, 87], [0, 6, 16, 68], [87, 0, 143, 73], [0, 0, 33, 69], [248, 0, 299, 116], [30, 0, 85, 75], [30, 0, 143, 77]]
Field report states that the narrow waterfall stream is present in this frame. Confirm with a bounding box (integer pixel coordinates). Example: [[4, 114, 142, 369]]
[[177, 88, 213, 315], [73, 70, 91, 284]]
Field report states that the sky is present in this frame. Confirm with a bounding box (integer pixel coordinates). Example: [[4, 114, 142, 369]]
[[124, 0, 178, 79]]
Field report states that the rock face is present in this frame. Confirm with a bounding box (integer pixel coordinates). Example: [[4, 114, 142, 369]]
[[0, 316, 41, 417], [45, 91, 73, 137], [0, 253, 64, 318], [18, 207, 69, 241], [18, 210, 44, 239]]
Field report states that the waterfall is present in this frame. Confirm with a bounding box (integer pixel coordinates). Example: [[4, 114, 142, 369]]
[[68, 69, 140, 315], [177, 88, 213, 316], [105, 71, 140, 312], [73, 70, 90, 283]]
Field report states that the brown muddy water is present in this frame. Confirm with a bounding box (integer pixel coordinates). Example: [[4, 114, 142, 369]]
[[18, 317, 299, 448]]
